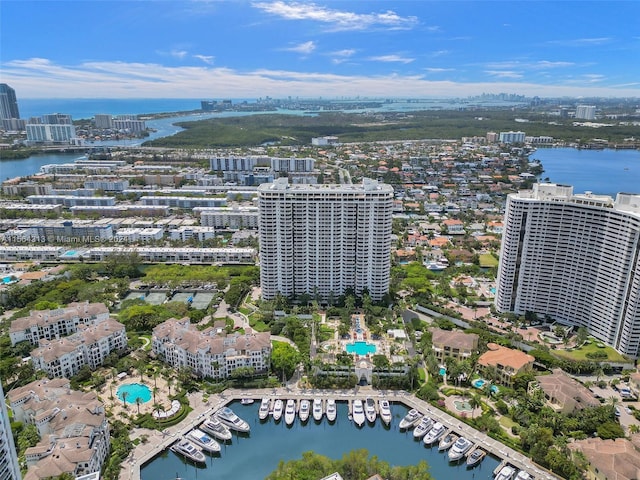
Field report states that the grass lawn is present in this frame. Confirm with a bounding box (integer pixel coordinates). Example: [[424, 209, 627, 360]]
[[499, 416, 518, 429], [478, 253, 498, 268], [553, 342, 628, 363]]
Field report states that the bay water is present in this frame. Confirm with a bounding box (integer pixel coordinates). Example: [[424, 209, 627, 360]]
[[140, 400, 499, 480]]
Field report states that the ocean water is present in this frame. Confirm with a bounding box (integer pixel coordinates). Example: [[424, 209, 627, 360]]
[[141, 400, 500, 480], [532, 147, 640, 197]]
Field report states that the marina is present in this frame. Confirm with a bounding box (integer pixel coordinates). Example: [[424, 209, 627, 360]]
[[135, 389, 556, 480]]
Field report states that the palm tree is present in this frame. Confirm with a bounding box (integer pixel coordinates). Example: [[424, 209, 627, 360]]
[[469, 394, 482, 414], [629, 424, 640, 434], [122, 391, 128, 408], [136, 397, 141, 415], [153, 386, 158, 404]]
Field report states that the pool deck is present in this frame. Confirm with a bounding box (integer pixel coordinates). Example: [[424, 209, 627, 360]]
[[122, 387, 560, 480]]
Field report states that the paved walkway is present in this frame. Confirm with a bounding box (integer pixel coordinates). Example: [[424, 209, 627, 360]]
[[121, 387, 560, 480]]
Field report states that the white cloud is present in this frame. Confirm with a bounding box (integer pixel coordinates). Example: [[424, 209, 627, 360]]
[[330, 49, 356, 64], [485, 70, 523, 79], [3, 57, 639, 99], [368, 55, 414, 64], [485, 60, 575, 70], [252, 1, 418, 31], [282, 41, 316, 54], [193, 54, 214, 65], [425, 67, 454, 73], [170, 49, 189, 59], [547, 37, 612, 47]]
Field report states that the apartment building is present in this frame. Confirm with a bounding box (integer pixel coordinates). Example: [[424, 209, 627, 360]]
[[495, 183, 640, 357], [477, 343, 534, 386], [140, 196, 227, 209], [430, 327, 479, 363], [10, 302, 110, 346], [8, 379, 109, 480], [31, 318, 127, 378], [152, 318, 271, 379], [258, 178, 393, 301], [85, 246, 255, 264], [0, 382, 20, 480], [196, 206, 259, 229], [27, 195, 116, 207]]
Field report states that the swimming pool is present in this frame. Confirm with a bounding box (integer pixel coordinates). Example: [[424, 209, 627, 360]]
[[345, 341, 376, 355], [63, 250, 77, 256], [473, 379, 486, 389], [117, 383, 152, 403]]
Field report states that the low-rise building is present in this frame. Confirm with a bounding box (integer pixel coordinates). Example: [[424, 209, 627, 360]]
[[152, 318, 271, 379], [531, 368, 599, 414], [430, 327, 479, 363], [31, 318, 127, 378], [568, 437, 640, 480], [477, 343, 534, 386], [10, 302, 110, 346], [7, 378, 109, 480], [196, 206, 260, 229]]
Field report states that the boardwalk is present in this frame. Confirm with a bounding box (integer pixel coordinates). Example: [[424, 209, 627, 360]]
[[121, 387, 560, 480]]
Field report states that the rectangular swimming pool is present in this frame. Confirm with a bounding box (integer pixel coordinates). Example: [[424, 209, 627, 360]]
[[345, 341, 376, 355]]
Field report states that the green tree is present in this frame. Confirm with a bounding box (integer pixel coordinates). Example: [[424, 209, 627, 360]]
[[271, 341, 300, 381]]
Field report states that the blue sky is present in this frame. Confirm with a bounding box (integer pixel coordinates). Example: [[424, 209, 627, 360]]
[[1, 1, 639, 98]]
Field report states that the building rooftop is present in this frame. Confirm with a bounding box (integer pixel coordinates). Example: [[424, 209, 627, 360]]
[[568, 437, 640, 480], [478, 343, 534, 371], [535, 368, 600, 412]]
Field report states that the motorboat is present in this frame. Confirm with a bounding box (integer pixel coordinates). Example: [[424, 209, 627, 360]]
[[399, 409, 423, 429], [313, 398, 323, 422], [200, 416, 232, 441], [170, 439, 206, 464], [495, 465, 516, 480], [438, 433, 458, 451], [186, 428, 221, 454], [425, 261, 447, 271], [326, 399, 337, 422], [284, 399, 296, 426], [515, 470, 533, 480], [423, 422, 446, 445], [216, 407, 250, 433], [466, 448, 486, 467], [240, 398, 255, 405], [272, 399, 283, 421], [258, 398, 271, 420], [299, 399, 310, 422], [352, 399, 365, 427], [447, 436, 474, 461], [365, 398, 376, 424], [378, 399, 392, 425], [412, 416, 434, 439]]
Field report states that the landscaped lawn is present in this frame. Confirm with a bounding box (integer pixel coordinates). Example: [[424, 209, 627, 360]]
[[553, 341, 628, 363], [478, 253, 498, 268]]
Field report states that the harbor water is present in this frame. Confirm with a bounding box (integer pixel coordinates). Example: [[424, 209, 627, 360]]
[[141, 400, 500, 480]]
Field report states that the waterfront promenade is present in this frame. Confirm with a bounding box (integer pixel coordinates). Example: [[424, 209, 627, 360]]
[[121, 387, 559, 480]]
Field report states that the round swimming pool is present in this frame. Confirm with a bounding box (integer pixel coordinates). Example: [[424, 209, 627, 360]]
[[117, 383, 152, 403], [345, 341, 376, 355]]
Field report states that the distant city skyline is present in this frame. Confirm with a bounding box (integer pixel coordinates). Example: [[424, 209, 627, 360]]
[[1, 1, 639, 99]]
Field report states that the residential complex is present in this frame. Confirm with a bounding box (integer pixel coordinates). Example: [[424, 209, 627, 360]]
[[257, 178, 393, 301], [10, 301, 110, 346], [0, 382, 20, 480], [7, 378, 110, 480], [495, 183, 640, 357], [152, 318, 271, 379], [31, 317, 127, 378], [430, 327, 479, 363], [575, 105, 596, 120], [477, 343, 534, 387], [0, 84, 20, 120]]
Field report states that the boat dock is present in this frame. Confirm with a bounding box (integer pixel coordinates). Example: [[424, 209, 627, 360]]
[[122, 387, 560, 480]]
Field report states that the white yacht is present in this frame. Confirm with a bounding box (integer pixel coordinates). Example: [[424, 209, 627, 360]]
[[364, 398, 376, 424], [422, 422, 446, 445], [186, 428, 221, 454], [466, 449, 486, 467], [299, 399, 310, 422], [447, 436, 474, 461], [240, 398, 254, 405], [352, 399, 365, 427], [216, 407, 250, 433], [438, 432, 458, 451], [258, 398, 271, 421], [412, 416, 434, 439], [515, 470, 532, 480], [200, 416, 232, 441], [495, 465, 516, 480], [378, 399, 392, 425], [284, 399, 296, 426], [326, 398, 337, 422], [170, 439, 206, 464], [399, 409, 422, 429], [272, 399, 284, 421], [313, 398, 323, 422]]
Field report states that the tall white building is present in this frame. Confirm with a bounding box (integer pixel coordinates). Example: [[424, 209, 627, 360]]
[[0, 382, 20, 480], [499, 131, 526, 144], [26, 123, 77, 144], [495, 183, 640, 357], [258, 178, 393, 302], [575, 105, 596, 120]]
